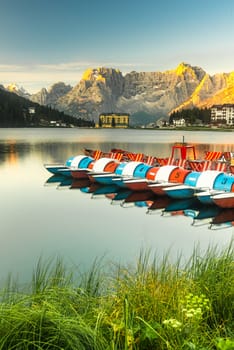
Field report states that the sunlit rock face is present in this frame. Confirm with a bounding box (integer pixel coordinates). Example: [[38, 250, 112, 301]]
[[54, 63, 234, 123], [55, 67, 125, 121], [54, 63, 208, 122], [6, 63, 234, 125], [117, 63, 207, 116], [170, 71, 234, 113]]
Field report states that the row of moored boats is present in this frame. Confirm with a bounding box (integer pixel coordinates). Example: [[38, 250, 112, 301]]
[[44, 151, 234, 209]]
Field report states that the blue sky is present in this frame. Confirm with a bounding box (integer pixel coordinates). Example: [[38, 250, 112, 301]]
[[1, 0, 234, 93]]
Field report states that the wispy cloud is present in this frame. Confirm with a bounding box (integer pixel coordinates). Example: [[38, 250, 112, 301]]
[[0, 60, 158, 93], [0, 64, 27, 72], [0, 61, 90, 92], [35, 60, 150, 72], [0, 60, 154, 73], [36, 61, 94, 71]]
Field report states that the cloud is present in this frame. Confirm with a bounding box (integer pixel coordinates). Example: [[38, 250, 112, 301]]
[[36, 61, 94, 71], [0, 61, 89, 92], [0, 64, 27, 72], [0, 60, 159, 93]]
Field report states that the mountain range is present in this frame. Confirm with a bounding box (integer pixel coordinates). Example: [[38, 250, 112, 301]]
[[4, 63, 234, 126]]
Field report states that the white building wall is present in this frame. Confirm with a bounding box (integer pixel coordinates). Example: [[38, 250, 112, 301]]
[[211, 104, 234, 125]]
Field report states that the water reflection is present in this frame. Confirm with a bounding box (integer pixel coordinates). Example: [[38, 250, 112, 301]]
[[0, 128, 233, 285], [1, 128, 234, 166], [45, 175, 234, 231]]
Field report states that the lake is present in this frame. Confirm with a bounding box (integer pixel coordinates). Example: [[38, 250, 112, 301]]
[[0, 128, 233, 284]]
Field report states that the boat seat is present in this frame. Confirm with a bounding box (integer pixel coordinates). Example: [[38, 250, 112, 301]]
[[204, 151, 222, 161]]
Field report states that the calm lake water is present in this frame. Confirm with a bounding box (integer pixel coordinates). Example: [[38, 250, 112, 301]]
[[0, 128, 233, 284]]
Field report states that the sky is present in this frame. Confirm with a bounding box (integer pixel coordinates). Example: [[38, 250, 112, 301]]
[[1, 0, 234, 93]]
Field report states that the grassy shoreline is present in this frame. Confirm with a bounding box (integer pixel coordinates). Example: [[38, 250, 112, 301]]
[[0, 242, 233, 349]]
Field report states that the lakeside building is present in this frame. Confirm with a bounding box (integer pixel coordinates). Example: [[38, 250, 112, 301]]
[[173, 118, 186, 126], [211, 104, 234, 125], [98, 113, 129, 128]]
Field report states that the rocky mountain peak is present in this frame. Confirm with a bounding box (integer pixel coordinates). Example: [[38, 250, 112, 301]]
[[4, 62, 234, 126], [30, 82, 72, 106], [30, 88, 48, 105], [5, 83, 30, 99], [55, 67, 125, 120], [48, 81, 72, 95], [80, 67, 124, 94], [82, 67, 122, 82], [174, 62, 192, 75], [82, 68, 106, 83], [169, 62, 206, 81], [41, 63, 234, 123]]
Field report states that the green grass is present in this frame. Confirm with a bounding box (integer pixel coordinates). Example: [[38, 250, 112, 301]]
[[0, 241, 233, 349]]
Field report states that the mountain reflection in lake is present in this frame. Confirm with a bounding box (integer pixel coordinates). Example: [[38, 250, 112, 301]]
[[0, 128, 233, 284]]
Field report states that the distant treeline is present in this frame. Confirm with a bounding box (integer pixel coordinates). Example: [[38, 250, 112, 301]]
[[0, 89, 95, 127], [169, 107, 211, 124]]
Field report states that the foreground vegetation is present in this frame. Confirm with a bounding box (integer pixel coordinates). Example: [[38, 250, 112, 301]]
[[0, 242, 233, 349]]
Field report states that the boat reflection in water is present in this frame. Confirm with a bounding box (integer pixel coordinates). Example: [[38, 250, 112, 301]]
[[70, 178, 92, 189], [57, 178, 73, 189], [162, 197, 201, 215], [184, 206, 221, 226], [209, 208, 234, 230], [91, 184, 120, 198], [106, 189, 133, 204], [79, 182, 102, 194], [147, 196, 173, 213], [45, 175, 73, 188], [45, 176, 234, 230], [45, 174, 69, 186], [121, 190, 155, 208]]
